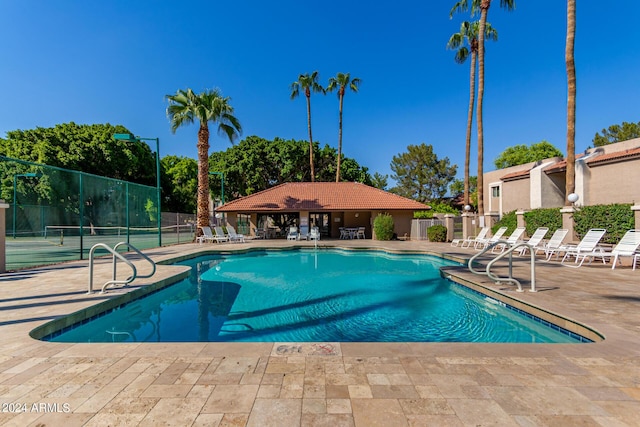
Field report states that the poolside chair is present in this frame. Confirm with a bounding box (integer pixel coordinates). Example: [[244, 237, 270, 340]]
[[197, 226, 216, 244], [555, 228, 607, 267], [253, 227, 266, 239], [287, 226, 299, 241], [515, 227, 549, 256], [356, 227, 366, 239], [213, 226, 230, 243], [491, 227, 526, 253], [534, 228, 569, 260], [475, 227, 508, 250], [309, 226, 320, 241], [458, 227, 490, 248], [569, 229, 640, 269], [226, 225, 245, 243]]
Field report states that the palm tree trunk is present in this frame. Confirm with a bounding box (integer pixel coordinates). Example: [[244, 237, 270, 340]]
[[197, 123, 211, 228], [464, 51, 477, 206], [336, 92, 345, 182], [476, 2, 490, 218], [306, 95, 315, 182], [565, 0, 576, 205]]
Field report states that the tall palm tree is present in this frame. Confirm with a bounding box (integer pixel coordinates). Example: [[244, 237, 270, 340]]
[[166, 88, 241, 228], [451, 0, 515, 217], [447, 21, 497, 208], [565, 0, 576, 205], [290, 71, 325, 182], [327, 73, 361, 182]]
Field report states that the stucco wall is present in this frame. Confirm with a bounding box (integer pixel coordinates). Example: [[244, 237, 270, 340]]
[[502, 179, 530, 213], [587, 162, 640, 205]]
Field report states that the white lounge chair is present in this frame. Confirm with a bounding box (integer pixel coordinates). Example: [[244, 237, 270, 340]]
[[197, 226, 216, 244], [226, 225, 245, 243], [457, 227, 490, 248], [516, 227, 549, 255], [492, 227, 526, 253], [475, 227, 508, 250], [213, 226, 230, 243], [309, 226, 320, 241], [535, 229, 569, 260], [558, 228, 607, 267], [287, 226, 299, 240], [570, 229, 640, 269]]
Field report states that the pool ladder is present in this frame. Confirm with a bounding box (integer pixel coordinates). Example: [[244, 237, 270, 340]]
[[468, 240, 537, 292], [88, 242, 156, 294]]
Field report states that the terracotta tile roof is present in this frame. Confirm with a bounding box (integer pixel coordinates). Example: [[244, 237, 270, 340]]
[[500, 169, 531, 181], [216, 182, 430, 212], [587, 146, 640, 165]]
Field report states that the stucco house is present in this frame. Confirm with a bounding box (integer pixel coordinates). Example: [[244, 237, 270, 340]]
[[483, 138, 640, 218], [215, 182, 430, 239]]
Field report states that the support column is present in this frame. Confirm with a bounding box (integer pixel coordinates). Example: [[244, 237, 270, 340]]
[[633, 205, 640, 230], [484, 213, 499, 231], [561, 206, 578, 243], [0, 200, 8, 273], [516, 210, 527, 235], [444, 214, 455, 242], [462, 213, 476, 239]]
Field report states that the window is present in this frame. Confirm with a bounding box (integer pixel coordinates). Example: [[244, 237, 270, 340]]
[[491, 186, 500, 197]]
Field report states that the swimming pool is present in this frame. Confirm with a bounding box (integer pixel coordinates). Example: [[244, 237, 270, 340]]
[[45, 249, 587, 343]]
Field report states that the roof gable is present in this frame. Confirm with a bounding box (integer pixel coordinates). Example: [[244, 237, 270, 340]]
[[217, 182, 430, 212]]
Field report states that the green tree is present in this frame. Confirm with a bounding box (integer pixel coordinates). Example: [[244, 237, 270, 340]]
[[326, 72, 361, 182], [450, 175, 478, 208], [593, 121, 640, 146], [290, 71, 325, 182], [390, 143, 457, 203], [447, 20, 497, 207], [493, 141, 563, 169], [166, 88, 241, 228], [161, 155, 198, 213], [371, 172, 389, 190], [0, 122, 155, 185], [565, 0, 576, 206], [451, 0, 516, 216]]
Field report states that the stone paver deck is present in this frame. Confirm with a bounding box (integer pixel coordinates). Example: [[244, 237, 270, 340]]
[[1, 239, 640, 426]]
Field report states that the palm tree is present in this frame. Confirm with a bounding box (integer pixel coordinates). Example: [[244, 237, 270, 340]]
[[565, 0, 576, 205], [451, 0, 515, 217], [327, 73, 361, 182], [447, 21, 497, 208], [290, 71, 325, 182], [166, 88, 241, 228]]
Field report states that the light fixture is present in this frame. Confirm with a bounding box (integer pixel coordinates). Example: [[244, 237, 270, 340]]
[[568, 193, 579, 204], [464, 204, 472, 212]]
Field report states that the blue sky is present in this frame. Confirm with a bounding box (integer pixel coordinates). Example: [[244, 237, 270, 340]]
[[1, 1, 639, 184]]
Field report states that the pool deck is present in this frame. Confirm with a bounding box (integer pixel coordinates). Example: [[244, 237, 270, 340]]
[[1, 239, 640, 426]]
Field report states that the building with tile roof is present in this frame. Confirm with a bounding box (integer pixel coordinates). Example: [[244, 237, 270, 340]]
[[216, 182, 430, 239], [482, 138, 640, 218]]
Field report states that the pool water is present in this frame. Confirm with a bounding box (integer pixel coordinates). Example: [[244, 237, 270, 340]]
[[47, 249, 585, 343]]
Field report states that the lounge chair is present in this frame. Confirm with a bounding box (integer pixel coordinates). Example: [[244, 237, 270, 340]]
[[309, 226, 320, 241], [226, 225, 245, 243], [570, 229, 640, 269], [557, 228, 607, 267], [287, 226, 299, 241], [516, 227, 549, 255], [197, 226, 216, 244], [456, 227, 490, 248], [213, 226, 230, 243], [475, 226, 508, 250], [534, 229, 569, 260], [492, 227, 526, 253]]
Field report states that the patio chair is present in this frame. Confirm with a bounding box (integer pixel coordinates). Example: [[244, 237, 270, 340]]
[[213, 226, 230, 243], [515, 227, 549, 255], [287, 226, 299, 241], [569, 229, 640, 269], [475, 226, 508, 250], [253, 227, 266, 239], [356, 227, 366, 239], [534, 229, 569, 260], [556, 228, 607, 267], [492, 227, 526, 253], [458, 227, 490, 248], [197, 226, 216, 244], [226, 225, 245, 243], [309, 226, 320, 241]]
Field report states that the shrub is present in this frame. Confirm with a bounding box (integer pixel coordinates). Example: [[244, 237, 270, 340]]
[[427, 224, 447, 242], [413, 210, 433, 219], [373, 213, 394, 240], [523, 207, 562, 237], [573, 203, 633, 244], [492, 210, 517, 235], [428, 201, 458, 214]]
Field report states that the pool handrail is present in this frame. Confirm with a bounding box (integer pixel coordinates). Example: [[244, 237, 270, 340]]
[[88, 243, 137, 294], [468, 239, 537, 292]]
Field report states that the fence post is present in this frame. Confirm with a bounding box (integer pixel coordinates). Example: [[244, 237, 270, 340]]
[[0, 199, 8, 272], [561, 206, 578, 242], [462, 212, 476, 240], [444, 214, 455, 242], [516, 210, 527, 234], [484, 213, 499, 231], [633, 204, 640, 229]]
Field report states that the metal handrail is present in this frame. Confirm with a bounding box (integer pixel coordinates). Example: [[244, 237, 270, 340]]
[[88, 243, 137, 294], [468, 240, 537, 292], [112, 242, 156, 282]]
